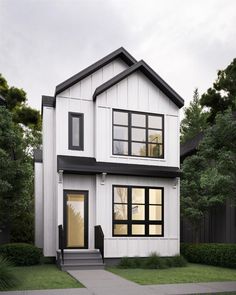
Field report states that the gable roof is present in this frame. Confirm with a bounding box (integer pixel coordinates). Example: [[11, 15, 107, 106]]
[[55, 47, 137, 96], [93, 60, 184, 108]]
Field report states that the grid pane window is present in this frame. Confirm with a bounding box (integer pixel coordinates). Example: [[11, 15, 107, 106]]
[[113, 110, 164, 158], [113, 186, 164, 236]]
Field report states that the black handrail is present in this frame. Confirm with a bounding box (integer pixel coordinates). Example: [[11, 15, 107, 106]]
[[58, 225, 65, 264], [94, 225, 104, 262]]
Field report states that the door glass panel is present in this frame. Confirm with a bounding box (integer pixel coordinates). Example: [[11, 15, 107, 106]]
[[149, 189, 162, 204], [67, 193, 85, 248], [132, 224, 145, 235], [149, 205, 162, 220], [114, 224, 127, 235], [149, 224, 162, 235], [72, 117, 80, 146]]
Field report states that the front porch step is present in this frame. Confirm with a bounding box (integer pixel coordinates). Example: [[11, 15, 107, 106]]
[[57, 249, 105, 271]]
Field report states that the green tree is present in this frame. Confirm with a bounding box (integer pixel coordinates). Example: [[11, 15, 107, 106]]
[[180, 88, 208, 144], [181, 111, 236, 242], [0, 107, 34, 242], [200, 58, 236, 123]]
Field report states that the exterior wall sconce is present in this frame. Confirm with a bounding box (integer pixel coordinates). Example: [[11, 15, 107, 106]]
[[101, 172, 107, 185], [173, 178, 178, 189], [58, 170, 63, 183]]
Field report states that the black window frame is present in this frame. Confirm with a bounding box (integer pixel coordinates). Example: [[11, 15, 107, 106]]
[[68, 112, 84, 151], [112, 109, 164, 159], [112, 185, 164, 237]]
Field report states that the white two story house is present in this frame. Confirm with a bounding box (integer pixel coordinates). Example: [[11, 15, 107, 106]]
[[34, 47, 184, 269]]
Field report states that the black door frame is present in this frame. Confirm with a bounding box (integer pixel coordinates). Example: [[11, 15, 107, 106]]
[[63, 190, 89, 249]]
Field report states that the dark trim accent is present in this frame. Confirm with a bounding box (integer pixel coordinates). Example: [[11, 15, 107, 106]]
[[180, 132, 204, 162], [55, 47, 137, 96], [93, 60, 184, 108], [41, 95, 56, 115], [112, 109, 164, 159], [57, 155, 181, 178], [112, 185, 164, 237], [68, 112, 84, 150], [34, 149, 43, 163], [63, 190, 89, 249]]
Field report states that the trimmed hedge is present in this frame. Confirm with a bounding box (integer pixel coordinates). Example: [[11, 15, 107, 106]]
[[0, 243, 42, 266], [181, 243, 236, 269], [118, 253, 187, 269]]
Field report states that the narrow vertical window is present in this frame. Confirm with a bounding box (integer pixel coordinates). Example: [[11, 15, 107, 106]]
[[69, 112, 84, 150]]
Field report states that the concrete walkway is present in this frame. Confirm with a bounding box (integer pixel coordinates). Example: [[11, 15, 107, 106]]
[[1, 270, 236, 295]]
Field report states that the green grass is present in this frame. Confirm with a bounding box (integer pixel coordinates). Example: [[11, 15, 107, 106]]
[[108, 263, 236, 285], [5, 264, 83, 291]]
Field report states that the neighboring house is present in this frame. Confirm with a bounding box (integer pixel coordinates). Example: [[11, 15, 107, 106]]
[[180, 133, 236, 244], [34, 47, 184, 269]]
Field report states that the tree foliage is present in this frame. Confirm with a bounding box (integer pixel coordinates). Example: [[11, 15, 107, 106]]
[[200, 58, 236, 123], [181, 112, 236, 241], [180, 89, 208, 143], [0, 75, 41, 243]]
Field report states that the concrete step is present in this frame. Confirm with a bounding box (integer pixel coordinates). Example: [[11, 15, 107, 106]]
[[63, 258, 103, 265], [61, 263, 105, 271]]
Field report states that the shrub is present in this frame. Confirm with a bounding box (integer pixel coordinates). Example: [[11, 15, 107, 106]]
[[118, 257, 135, 268], [181, 243, 236, 268], [0, 243, 42, 266], [0, 256, 19, 290], [144, 252, 167, 269]]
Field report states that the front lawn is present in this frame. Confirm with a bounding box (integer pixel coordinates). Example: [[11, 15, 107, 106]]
[[6, 264, 83, 291], [108, 263, 236, 285]]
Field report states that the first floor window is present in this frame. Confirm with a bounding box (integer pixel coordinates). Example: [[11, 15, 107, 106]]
[[113, 186, 164, 236]]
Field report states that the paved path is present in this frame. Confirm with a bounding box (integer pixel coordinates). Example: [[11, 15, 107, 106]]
[[1, 270, 236, 295]]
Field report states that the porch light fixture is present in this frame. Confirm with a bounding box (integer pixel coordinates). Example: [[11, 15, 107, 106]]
[[101, 172, 107, 185], [172, 178, 178, 189], [58, 170, 63, 183]]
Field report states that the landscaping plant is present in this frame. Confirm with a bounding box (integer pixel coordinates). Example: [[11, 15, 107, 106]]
[[0, 256, 19, 290]]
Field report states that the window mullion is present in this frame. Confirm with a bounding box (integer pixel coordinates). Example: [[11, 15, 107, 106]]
[[146, 114, 148, 157], [128, 186, 132, 236]]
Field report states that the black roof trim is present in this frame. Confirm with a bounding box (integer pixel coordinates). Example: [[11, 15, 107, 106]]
[[34, 149, 43, 163], [55, 47, 137, 96], [180, 132, 204, 162], [93, 60, 184, 108], [41, 95, 56, 114], [57, 155, 181, 178], [42, 95, 56, 108]]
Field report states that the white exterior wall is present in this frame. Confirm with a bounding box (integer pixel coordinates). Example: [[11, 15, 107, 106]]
[[34, 162, 43, 248], [96, 175, 180, 257], [55, 58, 129, 157], [63, 175, 96, 249], [42, 107, 56, 256], [95, 71, 180, 167]]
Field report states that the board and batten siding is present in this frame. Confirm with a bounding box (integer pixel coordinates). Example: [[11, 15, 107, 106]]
[[42, 107, 56, 256], [96, 175, 180, 257], [63, 174, 96, 249], [55, 58, 129, 157], [95, 71, 180, 167], [34, 162, 43, 249]]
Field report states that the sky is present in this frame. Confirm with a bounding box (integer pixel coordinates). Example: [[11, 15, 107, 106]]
[[0, 0, 236, 115]]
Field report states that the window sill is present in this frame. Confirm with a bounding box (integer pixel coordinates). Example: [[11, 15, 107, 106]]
[[110, 155, 166, 162]]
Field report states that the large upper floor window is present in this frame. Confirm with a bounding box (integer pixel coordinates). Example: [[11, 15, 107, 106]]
[[68, 112, 84, 150], [113, 110, 164, 158], [113, 186, 164, 237]]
